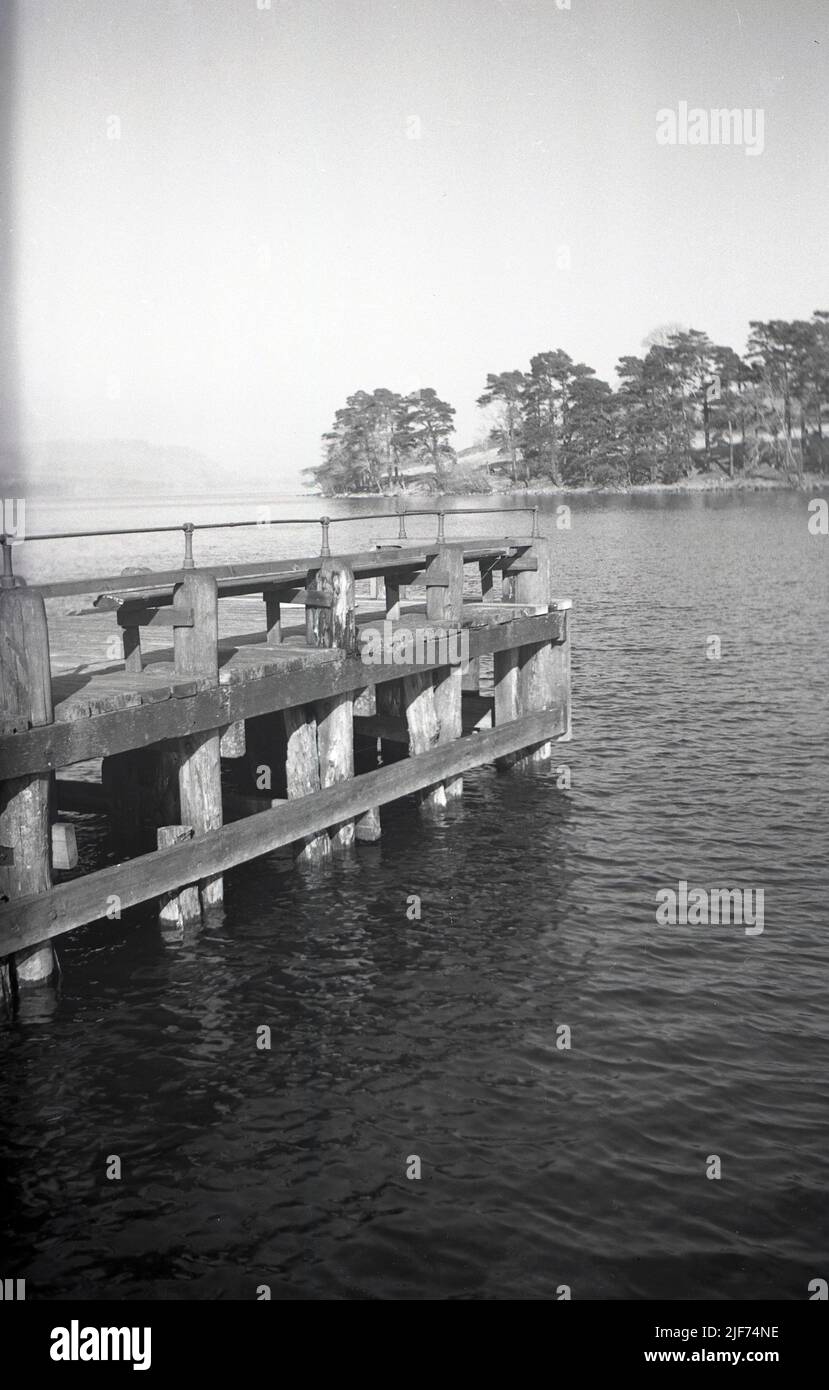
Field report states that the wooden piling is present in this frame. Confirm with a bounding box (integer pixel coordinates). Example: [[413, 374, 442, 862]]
[[157, 825, 200, 933], [283, 704, 332, 867], [171, 571, 224, 911], [359, 562, 404, 839], [493, 648, 521, 770], [427, 545, 465, 801], [401, 670, 445, 814], [513, 536, 555, 766], [0, 589, 57, 988], [309, 558, 357, 853], [550, 601, 572, 741]]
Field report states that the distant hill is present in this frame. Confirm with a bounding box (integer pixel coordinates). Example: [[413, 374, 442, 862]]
[[0, 439, 231, 498]]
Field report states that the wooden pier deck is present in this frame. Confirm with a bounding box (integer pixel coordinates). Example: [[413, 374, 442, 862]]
[[0, 510, 571, 1001]]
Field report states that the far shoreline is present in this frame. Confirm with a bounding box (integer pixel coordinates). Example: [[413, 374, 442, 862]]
[[305, 471, 826, 501]]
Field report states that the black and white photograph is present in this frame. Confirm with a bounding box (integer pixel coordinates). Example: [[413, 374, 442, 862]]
[[0, 0, 827, 1347]]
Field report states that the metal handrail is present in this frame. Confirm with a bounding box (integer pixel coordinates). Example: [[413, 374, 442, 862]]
[[0, 502, 539, 588]]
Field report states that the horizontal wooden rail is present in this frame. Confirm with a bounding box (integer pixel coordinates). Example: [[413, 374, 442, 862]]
[[0, 611, 566, 779], [29, 538, 533, 600], [0, 705, 567, 957]]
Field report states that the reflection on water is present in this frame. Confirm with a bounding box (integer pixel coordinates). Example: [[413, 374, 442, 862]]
[[1, 489, 827, 1299]]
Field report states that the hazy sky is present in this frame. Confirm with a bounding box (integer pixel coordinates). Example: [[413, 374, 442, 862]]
[[7, 0, 829, 485]]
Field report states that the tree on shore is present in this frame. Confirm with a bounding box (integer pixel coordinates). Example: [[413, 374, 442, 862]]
[[475, 371, 527, 484], [308, 386, 456, 494], [473, 313, 829, 487], [311, 311, 829, 494]]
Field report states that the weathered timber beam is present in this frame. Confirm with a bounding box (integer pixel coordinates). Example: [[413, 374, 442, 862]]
[[32, 538, 532, 601], [0, 612, 566, 779], [0, 705, 568, 956]]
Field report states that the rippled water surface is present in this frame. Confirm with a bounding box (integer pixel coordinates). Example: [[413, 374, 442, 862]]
[[1, 490, 827, 1299]]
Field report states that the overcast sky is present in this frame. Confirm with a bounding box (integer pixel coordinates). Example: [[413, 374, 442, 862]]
[[6, 0, 829, 486]]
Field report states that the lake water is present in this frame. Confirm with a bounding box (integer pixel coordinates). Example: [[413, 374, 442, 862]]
[[1, 489, 827, 1300]]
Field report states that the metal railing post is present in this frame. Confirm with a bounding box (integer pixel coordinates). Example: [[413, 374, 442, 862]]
[[0, 538, 15, 589]]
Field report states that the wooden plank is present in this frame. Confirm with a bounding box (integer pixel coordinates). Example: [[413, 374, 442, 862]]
[[0, 612, 567, 778], [0, 589, 56, 986], [0, 706, 569, 955]]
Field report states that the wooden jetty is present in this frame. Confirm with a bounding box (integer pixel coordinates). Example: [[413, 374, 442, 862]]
[[0, 506, 571, 1000]]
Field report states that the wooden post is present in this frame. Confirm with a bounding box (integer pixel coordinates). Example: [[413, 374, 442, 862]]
[[492, 648, 520, 770], [514, 536, 555, 765], [464, 557, 495, 695], [401, 670, 446, 814], [384, 576, 401, 619], [427, 545, 465, 800], [283, 705, 332, 867], [359, 561, 403, 840], [550, 601, 572, 741], [279, 565, 335, 868], [122, 624, 142, 673], [480, 557, 498, 601], [0, 589, 57, 988], [157, 825, 200, 934], [310, 558, 357, 853], [172, 571, 224, 911], [263, 586, 281, 645], [219, 721, 246, 758]]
